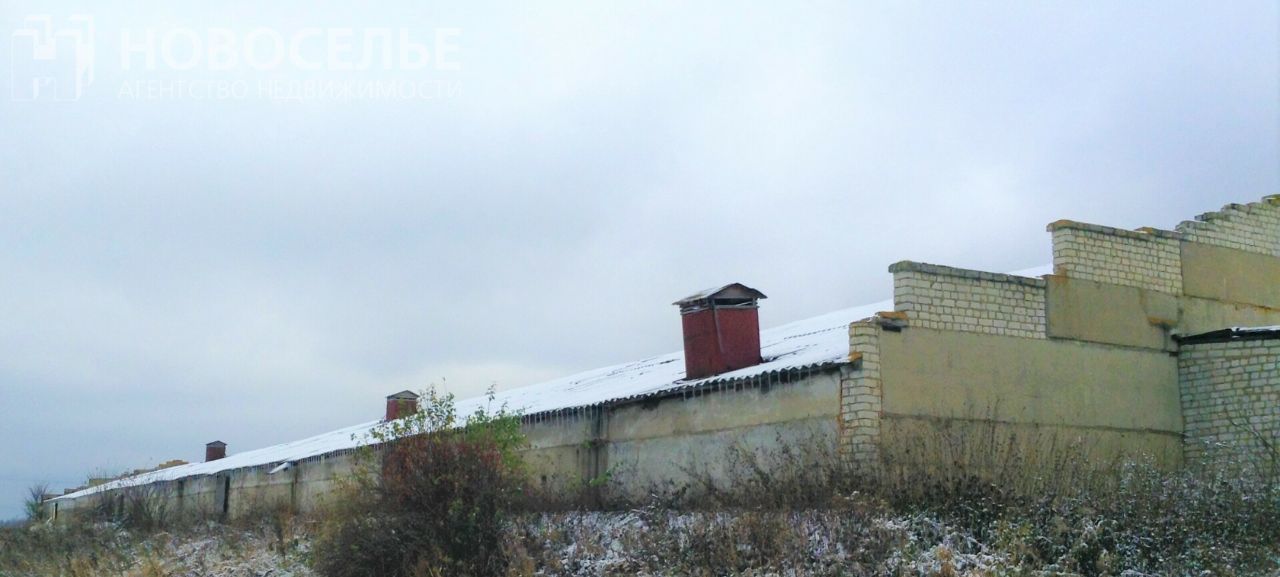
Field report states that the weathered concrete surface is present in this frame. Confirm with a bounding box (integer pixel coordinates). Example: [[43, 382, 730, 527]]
[[877, 327, 1182, 468], [605, 373, 840, 497], [611, 418, 836, 497], [607, 373, 838, 441], [1045, 275, 1177, 351], [880, 416, 1182, 476], [47, 371, 844, 521], [523, 372, 841, 497], [522, 414, 599, 492], [1181, 241, 1280, 308], [1176, 295, 1280, 337], [1045, 276, 1280, 351], [1045, 249, 1280, 352], [46, 449, 370, 523]]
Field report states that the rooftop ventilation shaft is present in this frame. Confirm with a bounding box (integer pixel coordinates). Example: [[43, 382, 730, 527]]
[[674, 283, 767, 380], [385, 390, 420, 421], [205, 440, 227, 462]]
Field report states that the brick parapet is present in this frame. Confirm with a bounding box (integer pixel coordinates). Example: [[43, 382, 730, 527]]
[[890, 261, 1047, 339], [1175, 197, 1280, 257], [888, 261, 1047, 288], [1046, 219, 1184, 241], [1048, 221, 1183, 294]]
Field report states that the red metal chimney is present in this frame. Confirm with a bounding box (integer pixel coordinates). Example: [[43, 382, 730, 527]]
[[205, 440, 227, 462], [674, 283, 767, 380], [385, 390, 420, 421]]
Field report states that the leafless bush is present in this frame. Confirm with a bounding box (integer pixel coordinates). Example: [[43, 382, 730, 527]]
[[23, 482, 50, 523]]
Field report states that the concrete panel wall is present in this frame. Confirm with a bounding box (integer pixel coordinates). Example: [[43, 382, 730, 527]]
[[608, 373, 838, 442], [876, 327, 1183, 467], [522, 412, 598, 492], [55, 478, 192, 522], [227, 469, 292, 518], [880, 416, 1183, 475], [1044, 208, 1280, 352], [185, 476, 221, 518], [1045, 275, 1176, 351], [610, 418, 837, 498], [1176, 296, 1280, 337], [605, 372, 840, 497], [292, 452, 364, 512], [46, 371, 844, 520], [1181, 242, 1280, 308], [1045, 273, 1280, 349]]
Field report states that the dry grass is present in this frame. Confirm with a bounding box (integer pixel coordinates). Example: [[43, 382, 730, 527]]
[[8, 419, 1277, 577], [511, 424, 1279, 576], [0, 514, 314, 577]]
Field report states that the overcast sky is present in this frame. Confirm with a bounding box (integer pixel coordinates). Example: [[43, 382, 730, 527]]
[[0, 1, 1276, 520]]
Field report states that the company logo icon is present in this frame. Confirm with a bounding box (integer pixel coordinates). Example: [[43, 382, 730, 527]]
[[11, 15, 95, 101]]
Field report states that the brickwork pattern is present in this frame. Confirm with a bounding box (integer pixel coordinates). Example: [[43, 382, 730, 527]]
[[890, 262, 1047, 339], [1176, 197, 1280, 257], [1179, 339, 1280, 468], [1048, 222, 1183, 294], [840, 321, 881, 471]]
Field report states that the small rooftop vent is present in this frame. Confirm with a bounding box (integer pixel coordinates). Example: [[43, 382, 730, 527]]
[[385, 390, 420, 421], [673, 283, 767, 380], [205, 440, 227, 462]]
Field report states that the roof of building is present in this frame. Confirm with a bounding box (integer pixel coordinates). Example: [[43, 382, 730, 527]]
[[53, 265, 1052, 502], [673, 283, 768, 306], [1175, 326, 1280, 345]]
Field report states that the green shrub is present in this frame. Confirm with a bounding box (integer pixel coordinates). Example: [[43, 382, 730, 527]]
[[313, 387, 527, 577]]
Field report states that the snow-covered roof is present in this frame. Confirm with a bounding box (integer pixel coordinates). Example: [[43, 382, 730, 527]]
[[53, 265, 1052, 502], [673, 283, 767, 306], [1177, 325, 1280, 344], [1231, 326, 1280, 334]]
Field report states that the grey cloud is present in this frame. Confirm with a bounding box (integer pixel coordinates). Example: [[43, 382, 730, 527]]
[[0, 0, 1275, 518]]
